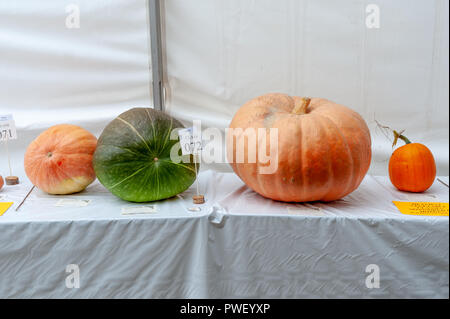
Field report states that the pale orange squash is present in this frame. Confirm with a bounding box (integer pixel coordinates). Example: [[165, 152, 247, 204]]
[[24, 124, 97, 195], [227, 93, 372, 202]]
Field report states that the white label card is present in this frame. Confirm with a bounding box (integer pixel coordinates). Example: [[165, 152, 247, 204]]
[[178, 126, 202, 155], [121, 205, 158, 215], [55, 199, 91, 207], [287, 205, 328, 216], [0, 114, 17, 141]]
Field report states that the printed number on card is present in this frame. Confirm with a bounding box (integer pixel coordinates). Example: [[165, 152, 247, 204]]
[[0, 115, 17, 141], [178, 127, 202, 155]]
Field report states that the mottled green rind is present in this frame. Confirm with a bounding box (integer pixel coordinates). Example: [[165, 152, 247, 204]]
[[93, 108, 196, 202]]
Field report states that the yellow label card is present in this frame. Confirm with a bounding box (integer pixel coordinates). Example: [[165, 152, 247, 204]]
[[393, 201, 449, 216], [0, 202, 14, 216]]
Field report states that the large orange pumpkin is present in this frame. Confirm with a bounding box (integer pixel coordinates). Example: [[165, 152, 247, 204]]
[[227, 93, 372, 202], [24, 124, 97, 195], [388, 132, 436, 192]]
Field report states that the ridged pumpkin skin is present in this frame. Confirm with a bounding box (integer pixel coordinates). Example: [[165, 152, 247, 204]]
[[93, 108, 197, 202], [389, 143, 436, 192], [227, 93, 372, 202], [24, 124, 97, 195]]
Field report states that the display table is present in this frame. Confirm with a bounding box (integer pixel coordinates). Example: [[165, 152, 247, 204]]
[[0, 171, 448, 298]]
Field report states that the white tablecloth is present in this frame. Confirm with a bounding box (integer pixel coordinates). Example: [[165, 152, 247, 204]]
[[0, 172, 448, 298]]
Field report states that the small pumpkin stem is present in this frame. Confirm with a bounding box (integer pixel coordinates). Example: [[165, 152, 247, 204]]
[[399, 134, 412, 144], [292, 97, 311, 115], [393, 130, 412, 147]]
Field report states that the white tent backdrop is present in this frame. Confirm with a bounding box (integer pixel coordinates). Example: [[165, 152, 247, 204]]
[[0, 0, 152, 178], [0, 0, 448, 177], [163, 0, 449, 175]]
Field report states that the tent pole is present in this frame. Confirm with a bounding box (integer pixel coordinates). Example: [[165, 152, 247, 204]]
[[148, 0, 165, 112]]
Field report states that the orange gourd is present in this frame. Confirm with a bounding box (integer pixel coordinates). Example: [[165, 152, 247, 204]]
[[0, 175, 3, 191], [24, 124, 97, 195], [227, 93, 372, 202], [388, 131, 436, 192]]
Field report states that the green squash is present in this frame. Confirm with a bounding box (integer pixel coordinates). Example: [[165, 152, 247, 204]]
[[93, 108, 196, 202]]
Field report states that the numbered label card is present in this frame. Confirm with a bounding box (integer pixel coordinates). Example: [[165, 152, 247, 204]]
[[0, 114, 17, 141], [178, 126, 202, 155]]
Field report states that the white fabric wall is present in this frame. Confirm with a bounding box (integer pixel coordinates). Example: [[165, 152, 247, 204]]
[[0, 0, 151, 134], [163, 0, 449, 175], [0, 0, 448, 178], [0, 0, 151, 179]]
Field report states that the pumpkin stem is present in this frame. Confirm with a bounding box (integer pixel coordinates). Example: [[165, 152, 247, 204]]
[[374, 120, 412, 148], [292, 97, 311, 115], [392, 130, 412, 147]]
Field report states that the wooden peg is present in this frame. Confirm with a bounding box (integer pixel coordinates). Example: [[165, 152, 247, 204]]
[[193, 195, 205, 204], [5, 176, 19, 185]]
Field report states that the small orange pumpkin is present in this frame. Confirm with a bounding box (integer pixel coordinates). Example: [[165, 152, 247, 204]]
[[24, 124, 97, 195], [0, 175, 4, 191], [388, 131, 436, 192], [227, 93, 372, 202]]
